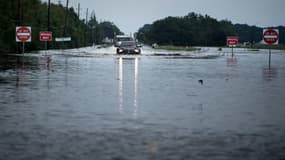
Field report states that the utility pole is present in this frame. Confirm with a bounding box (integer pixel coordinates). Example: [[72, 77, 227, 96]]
[[20, 0, 23, 24], [63, 0, 69, 36], [77, 3, 80, 18], [85, 8, 89, 46], [17, 0, 20, 25], [16, 0, 23, 24], [86, 8, 89, 24], [17, 0, 22, 53], [47, 0, 51, 49], [47, 0, 51, 31]]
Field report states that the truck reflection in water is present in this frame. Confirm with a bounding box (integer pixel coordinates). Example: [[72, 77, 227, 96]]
[[118, 56, 139, 117]]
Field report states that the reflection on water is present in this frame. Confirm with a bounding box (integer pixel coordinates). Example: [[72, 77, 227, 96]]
[[263, 67, 278, 81], [0, 55, 52, 88], [118, 57, 123, 113], [226, 57, 239, 81], [118, 56, 139, 117], [226, 57, 238, 67], [1, 51, 285, 160], [134, 57, 138, 117]]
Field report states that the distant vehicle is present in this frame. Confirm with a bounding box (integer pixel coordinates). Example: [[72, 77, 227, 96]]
[[116, 41, 141, 54], [114, 35, 134, 47]]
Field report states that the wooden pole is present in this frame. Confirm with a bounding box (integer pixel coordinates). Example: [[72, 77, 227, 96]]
[[78, 3, 80, 18], [63, 0, 69, 36], [86, 8, 89, 24], [47, 0, 51, 50]]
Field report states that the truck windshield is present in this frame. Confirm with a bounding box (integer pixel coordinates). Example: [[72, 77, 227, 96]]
[[120, 41, 136, 46], [117, 37, 133, 41]]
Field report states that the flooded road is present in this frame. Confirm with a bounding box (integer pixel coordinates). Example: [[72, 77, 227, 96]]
[[1, 47, 285, 160]]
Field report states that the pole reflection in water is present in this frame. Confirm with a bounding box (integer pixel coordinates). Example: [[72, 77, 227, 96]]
[[118, 56, 139, 117], [263, 67, 278, 81], [226, 57, 239, 81], [226, 57, 238, 67]]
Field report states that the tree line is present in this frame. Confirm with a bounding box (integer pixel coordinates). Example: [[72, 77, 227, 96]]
[[0, 0, 122, 53], [137, 12, 285, 46]]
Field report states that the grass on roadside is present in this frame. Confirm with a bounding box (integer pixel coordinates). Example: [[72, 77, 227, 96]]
[[241, 44, 285, 50], [156, 45, 201, 51]]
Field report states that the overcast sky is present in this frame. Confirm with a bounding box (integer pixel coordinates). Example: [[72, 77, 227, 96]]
[[43, 0, 285, 34]]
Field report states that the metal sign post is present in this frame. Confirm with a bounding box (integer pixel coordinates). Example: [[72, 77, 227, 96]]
[[45, 41, 48, 50], [22, 42, 25, 54], [45, 41, 48, 55], [269, 47, 271, 69]]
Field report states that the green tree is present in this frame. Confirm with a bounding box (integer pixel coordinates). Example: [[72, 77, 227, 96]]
[[0, 1, 123, 53], [137, 12, 237, 46]]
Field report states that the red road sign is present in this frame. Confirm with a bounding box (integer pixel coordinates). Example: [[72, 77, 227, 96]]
[[263, 29, 279, 45], [40, 31, 53, 41], [227, 36, 238, 47], [16, 26, 31, 42]]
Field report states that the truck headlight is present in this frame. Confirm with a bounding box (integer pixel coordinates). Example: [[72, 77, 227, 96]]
[[118, 49, 124, 53]]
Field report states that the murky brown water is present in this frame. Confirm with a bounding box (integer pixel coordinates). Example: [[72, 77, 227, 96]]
[[1, 48, 285, 160]]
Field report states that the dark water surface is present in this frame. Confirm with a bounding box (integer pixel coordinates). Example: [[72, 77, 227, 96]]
[[0, 49, 285, 160]]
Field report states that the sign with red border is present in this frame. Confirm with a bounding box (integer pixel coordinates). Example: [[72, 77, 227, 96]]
[[40, 31, 53, 41], [227, 36, 238, 47], [16, 26, 31, 42], [263, 29, 279, 45]]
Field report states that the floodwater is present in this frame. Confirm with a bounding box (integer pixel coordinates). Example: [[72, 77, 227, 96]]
[[0, 47, 285, 160]]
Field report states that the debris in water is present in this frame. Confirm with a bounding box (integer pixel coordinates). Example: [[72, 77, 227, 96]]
[[198, 79, 203, 85]]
